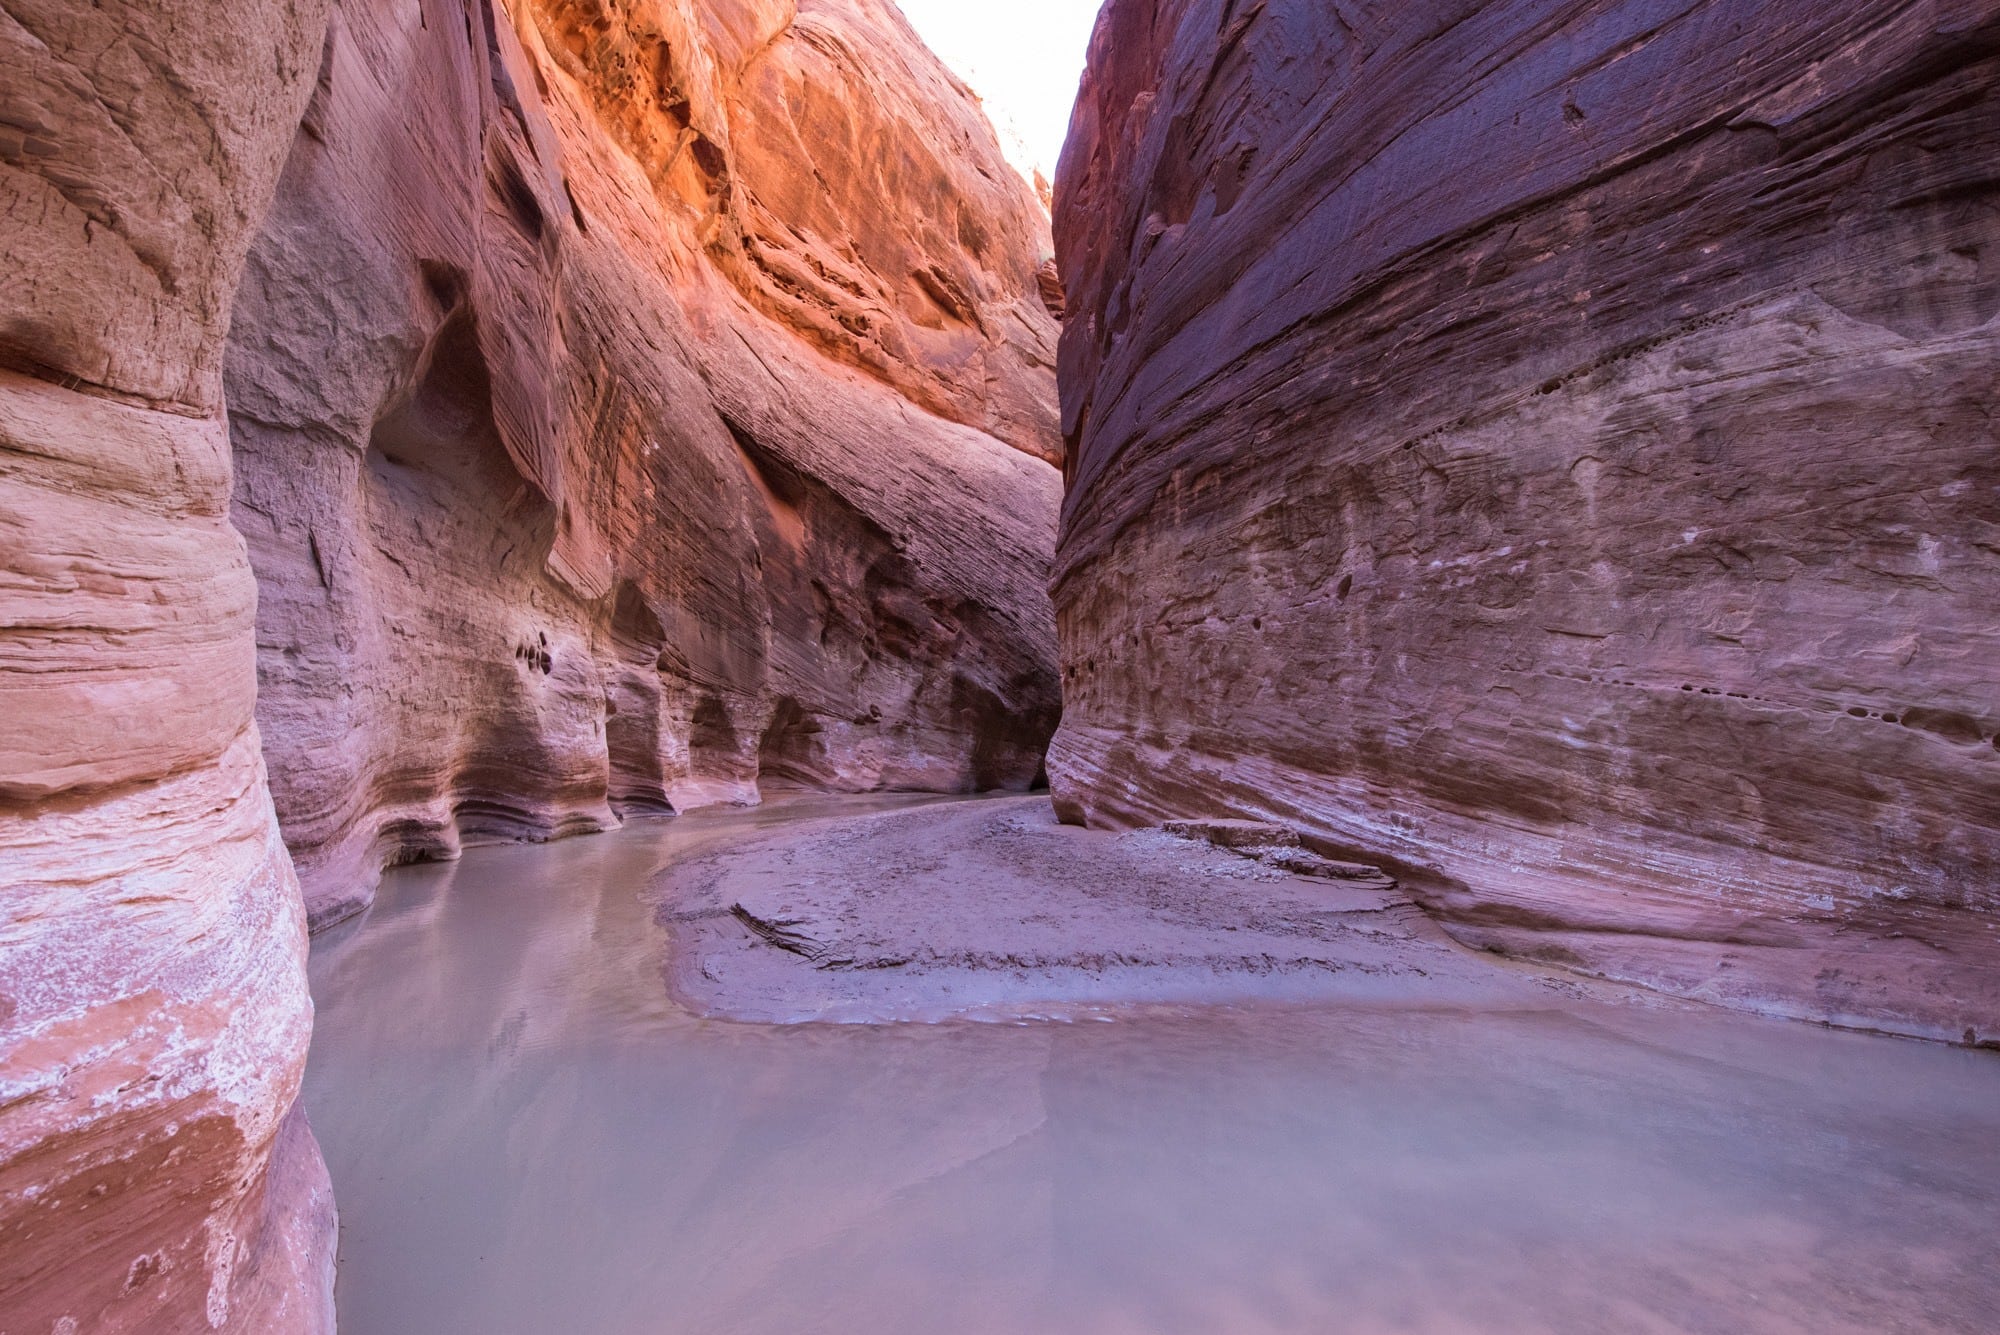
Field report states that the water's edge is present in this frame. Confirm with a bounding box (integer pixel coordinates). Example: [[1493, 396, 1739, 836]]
[[307, 795, 2000, 1335]]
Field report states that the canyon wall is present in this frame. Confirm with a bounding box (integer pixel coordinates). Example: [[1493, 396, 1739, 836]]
[[226, 0, 1064, 928], [3, 0, 1061, 1322], [1052, 0, 2000, 1041], [0, 0, 337, 1329]]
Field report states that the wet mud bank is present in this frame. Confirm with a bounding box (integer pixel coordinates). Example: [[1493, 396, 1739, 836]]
[[656, 796, 1627, 1023]]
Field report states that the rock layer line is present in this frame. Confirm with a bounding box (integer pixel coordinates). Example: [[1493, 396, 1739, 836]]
[[1051, 0, 2000, 1042]]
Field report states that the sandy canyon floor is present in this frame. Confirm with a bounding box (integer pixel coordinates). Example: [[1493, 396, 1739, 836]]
[[307, 796, 2000, 1334]]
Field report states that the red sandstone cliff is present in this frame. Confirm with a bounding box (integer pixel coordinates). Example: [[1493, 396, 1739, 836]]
[[226, 0, 1064, 929], [0, 0, 337, 1328], [1052, 0, 2000, 1042], [2, 0, 1060, 1323]]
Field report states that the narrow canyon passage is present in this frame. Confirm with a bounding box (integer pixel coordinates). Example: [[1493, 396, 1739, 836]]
[[6, 0, 1999, 1328], [308, 798, 2000, 1335]]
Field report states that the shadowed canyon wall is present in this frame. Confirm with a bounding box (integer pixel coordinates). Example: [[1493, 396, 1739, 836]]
[[1052, 0, 2000, 1042], [0, 0, 337, 1329], [226, 0, 1064, 929], [4, 0, 1059, 1324]]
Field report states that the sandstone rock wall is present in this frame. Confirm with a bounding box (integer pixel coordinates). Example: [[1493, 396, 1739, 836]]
[[227, 0, 1064, 928], [2, 0, 1062, 1319], [1052, 0, 2000, 1041], [0, 0, 337, 1328]]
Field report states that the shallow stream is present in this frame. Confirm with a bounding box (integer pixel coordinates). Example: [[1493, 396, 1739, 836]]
[[306, 796, 2000, 1334]]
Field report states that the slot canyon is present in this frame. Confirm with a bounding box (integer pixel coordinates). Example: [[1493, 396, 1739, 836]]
[[1, 1, 1996, 1332]]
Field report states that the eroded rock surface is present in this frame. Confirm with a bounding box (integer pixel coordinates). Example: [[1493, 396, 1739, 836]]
[[226, 0, 1064, 928], [658, 797, 1591, 1023], [1052, 0, 2000, 1041], [2, 0, 1061, 1320], [0, 0, 336, 1328]]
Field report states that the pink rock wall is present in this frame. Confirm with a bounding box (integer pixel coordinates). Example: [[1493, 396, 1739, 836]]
[[3, 0, 1064, 1320], [1052, 0, 2000, 1041], [226, 0, 1064, 928], [0, 0, 337, 1328]]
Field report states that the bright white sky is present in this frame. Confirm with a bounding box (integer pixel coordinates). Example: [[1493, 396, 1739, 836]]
[[895, 0, 1103, 186]]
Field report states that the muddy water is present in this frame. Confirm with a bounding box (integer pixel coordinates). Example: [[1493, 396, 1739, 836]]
[[305, 796, 2000, 1335]]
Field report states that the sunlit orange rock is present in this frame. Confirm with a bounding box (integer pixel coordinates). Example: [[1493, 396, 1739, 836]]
[[1051, 0, 2000, 1042], [225, 0, 1064, 928]]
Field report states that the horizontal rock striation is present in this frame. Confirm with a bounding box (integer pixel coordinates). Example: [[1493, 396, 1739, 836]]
[[0, 0, 336, 1328], [1051, 0, 2000, 1041], [227, 0, 1064, 928]]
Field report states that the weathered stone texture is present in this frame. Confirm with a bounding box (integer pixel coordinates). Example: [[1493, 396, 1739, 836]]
[[1052, 0, 2000, 1041], [225, 0, 1064, 928], [0, 0, 337, 1328], [2, 0, 1063, 1322]]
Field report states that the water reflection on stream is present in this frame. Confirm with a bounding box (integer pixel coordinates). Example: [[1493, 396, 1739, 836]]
[[306, 796, 2000, 1335]]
